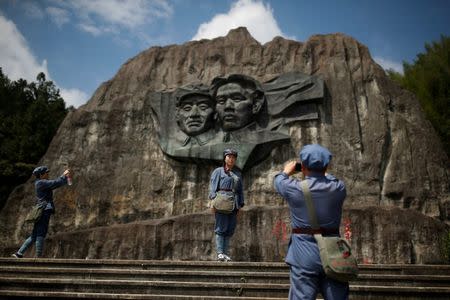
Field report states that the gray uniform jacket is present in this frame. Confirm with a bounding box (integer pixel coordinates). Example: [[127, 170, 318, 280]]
[[209, 167, 244, 210], [274, 171, 346, 268], [35, 176, 67, 211]]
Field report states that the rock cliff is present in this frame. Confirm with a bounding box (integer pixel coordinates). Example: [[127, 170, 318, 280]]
[[1, 27, 448, 263]]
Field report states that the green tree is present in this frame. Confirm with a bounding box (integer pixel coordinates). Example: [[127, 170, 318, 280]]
[[388, 35, 450, 157], [0, 69, 68, 210]]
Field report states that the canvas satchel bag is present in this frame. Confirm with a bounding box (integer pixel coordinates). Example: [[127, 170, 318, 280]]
[[300, 180, 358, 283], [212, 193, 235, 214], [25, 201, 46, 223], [212, 171, 238, 214]]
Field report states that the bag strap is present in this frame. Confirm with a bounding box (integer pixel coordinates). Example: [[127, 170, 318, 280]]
[[36, 196, 47, 206], [300, 181, 320, 231], [229, 171, 239, 194]]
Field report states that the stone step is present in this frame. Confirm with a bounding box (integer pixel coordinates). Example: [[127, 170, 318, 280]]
[[354, 274, 450, 287], [1, 266, 450, 287], [1, 277, 450, 300], [1, 258, 450, 299], [2, 277, 450, 299], [0, 290, 288, 300], [0, 258, 288, 273], [0, 266, 288, 284], [349, 286, 450, 300], [357, 264, 450, 276], [2, 258, 450, 275], [0, 277, 288, 298]]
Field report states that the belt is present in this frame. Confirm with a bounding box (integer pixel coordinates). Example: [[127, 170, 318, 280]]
[[218, 189, 233, 192], [291, 227, 339, 235]]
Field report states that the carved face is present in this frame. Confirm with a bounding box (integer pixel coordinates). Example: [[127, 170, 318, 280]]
[[215, 83, 256, 131], [176, 95, 215, 136]]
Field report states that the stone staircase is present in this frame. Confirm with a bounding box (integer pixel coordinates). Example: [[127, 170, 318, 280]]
[[0, 258, 449, 299]]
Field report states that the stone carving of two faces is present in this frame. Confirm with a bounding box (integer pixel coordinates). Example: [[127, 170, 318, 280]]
[[163, 72, 323, 169], [175, 74, 264, 139]]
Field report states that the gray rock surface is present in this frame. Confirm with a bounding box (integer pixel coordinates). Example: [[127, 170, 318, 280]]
[[1, 27, 448, 263], [3, 206, 447, 264]]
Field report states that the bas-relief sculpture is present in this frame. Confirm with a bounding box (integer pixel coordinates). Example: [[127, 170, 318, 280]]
[[150, 72, 324, 169]]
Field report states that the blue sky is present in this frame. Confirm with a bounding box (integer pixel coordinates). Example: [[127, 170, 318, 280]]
[[1, 0, 449, 108]]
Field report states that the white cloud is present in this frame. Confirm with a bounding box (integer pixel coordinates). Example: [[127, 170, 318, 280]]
[[46, 6, 70, 27], [374, 56, 404, 74], [0, 14, 88, 108], [22, 2, 45, 20], [0, 14, 49, 82], [77, 23, 103, 36], [17, 1, 173, 45], [192, 0, 285, 44], [71, 0, 172, 28], [60, 87, 89, 108], [53, 0, 173, 37]]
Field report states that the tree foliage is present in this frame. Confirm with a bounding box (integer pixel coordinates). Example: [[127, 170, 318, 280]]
[[0, 68, 68, 209], [387, 35, 450, 157]]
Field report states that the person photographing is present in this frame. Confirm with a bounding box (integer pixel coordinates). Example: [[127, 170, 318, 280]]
[[12, 166, 71, 258], [208, 148, 244, 261], [274, 144, 349, 300]]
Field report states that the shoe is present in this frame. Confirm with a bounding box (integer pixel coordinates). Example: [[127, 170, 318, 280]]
[[217, 253, 226, 261], [223, 254, 232, 261], [12, 253, 23, 258]]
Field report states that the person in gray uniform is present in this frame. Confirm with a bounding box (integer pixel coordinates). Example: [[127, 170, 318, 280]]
[[274, 144, 349, 300], [208, 148, 244, 261], [12, 166, 70, 258]]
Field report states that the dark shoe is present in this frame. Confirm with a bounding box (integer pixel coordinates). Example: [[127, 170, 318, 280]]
[[12, 253, 23, 258]]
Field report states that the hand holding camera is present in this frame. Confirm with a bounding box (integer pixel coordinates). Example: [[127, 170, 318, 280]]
[[283, 161, 302, 176]]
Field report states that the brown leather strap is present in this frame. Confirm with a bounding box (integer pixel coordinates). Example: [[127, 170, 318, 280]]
[[292, 227, 339, 235]]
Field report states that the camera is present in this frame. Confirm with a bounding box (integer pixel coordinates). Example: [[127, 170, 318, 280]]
[[295, 162, 302, 172]]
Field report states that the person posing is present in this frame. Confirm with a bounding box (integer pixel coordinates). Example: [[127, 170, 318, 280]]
[[208, 148, 244, 261], [13, 166, 71, 258], [273, 144, 349, 300]]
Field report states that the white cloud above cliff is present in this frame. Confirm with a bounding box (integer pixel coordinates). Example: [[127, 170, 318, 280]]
[[374, 56, 404, 74], [60, 87, 89, 108], [192, 0, 286, 44]]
